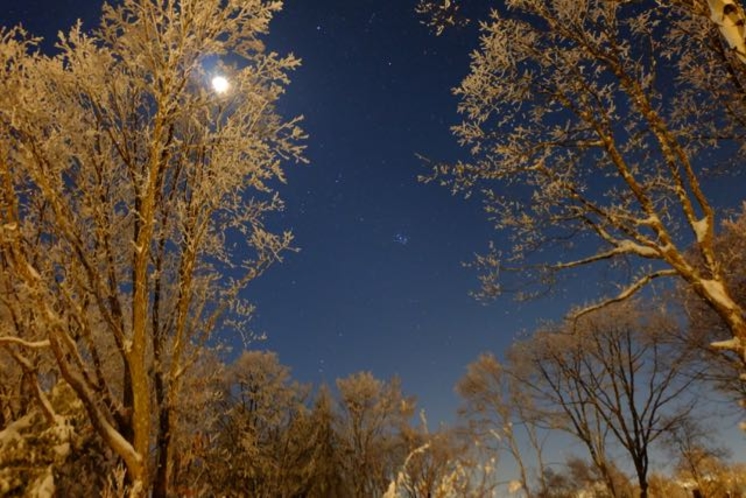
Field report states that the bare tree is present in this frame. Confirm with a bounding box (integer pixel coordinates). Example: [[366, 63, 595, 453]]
[[335, 372, 416, 497], [419, 0, 746, 370], [391, 415, 499, 498], [0, 0, 304, 494], [508, 302, 704, 498], [662, 416, 732, 498], [456, 352, 549, 497]]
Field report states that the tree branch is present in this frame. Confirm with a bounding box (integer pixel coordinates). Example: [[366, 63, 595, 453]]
[[0, 336, 51, 349], [573, 269, 678, 321]]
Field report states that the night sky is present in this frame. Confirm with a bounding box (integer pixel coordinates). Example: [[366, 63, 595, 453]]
[[1, 0, 597, 424]]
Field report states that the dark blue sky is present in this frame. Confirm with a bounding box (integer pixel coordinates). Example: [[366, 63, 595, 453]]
[[0, 0, 583, 424], [248, 0, 580, 422]]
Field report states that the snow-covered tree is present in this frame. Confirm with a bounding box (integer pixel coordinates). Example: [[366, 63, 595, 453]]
[[420, 0, 746, 375], [0, 0, 304, 494], [418, 0, 746, 58], [389, 416, 499, 498], [206, 351, 314, 497], [674, 206, 746, 404], [336, 372, 416, 497]]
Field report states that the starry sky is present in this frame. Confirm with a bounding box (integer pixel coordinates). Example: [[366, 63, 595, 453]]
[[251, 0, 580, 422], [0, 0, 593, 424]]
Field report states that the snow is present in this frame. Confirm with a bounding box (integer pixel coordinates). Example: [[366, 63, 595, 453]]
[[711, 337, 741, 350], [640, 214, 661, 226], [617, 239, 659, 258], [709, 0, 746, 63], [0, 413, 34, 447], [0, 337, 51, 349], [692, 216, 710, 244], [26, 263, 41, 280], [508, 480, 523, 493], [700, 278, 735, 312], [29, 467, 54, 498]]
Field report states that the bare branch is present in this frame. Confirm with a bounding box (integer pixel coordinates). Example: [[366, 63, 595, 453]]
[[573, 269, 679, 321]]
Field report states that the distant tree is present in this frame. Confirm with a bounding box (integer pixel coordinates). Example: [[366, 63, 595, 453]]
[[456, 352, 549, 497], [501, 302, 704, 498], [391, 415, 498, 498], [206, 351, 313, 497], [168, 347, 225, 496], [304, 384, 348, 498], [419, 0, 746, 376], [663, 416, 733, 498], [563, 456, 633, 498], [0, 0, 304, 494], [534, 467, 576, 498], [646, 472, 689, 498], [335, 372, 416, 497]]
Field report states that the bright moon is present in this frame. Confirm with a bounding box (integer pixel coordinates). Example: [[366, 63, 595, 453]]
[[211, 75, 229, 94]]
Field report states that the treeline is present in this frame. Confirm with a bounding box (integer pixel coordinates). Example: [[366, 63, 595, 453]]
[[3, 273, 746, 497], [0, 347, 483, 497]]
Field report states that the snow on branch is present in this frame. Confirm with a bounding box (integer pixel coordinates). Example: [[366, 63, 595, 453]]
[[0, 336, 51, 349], [551, 240, 661, 272], [708, 0, 746, 64], [572, 269, 678, 322]]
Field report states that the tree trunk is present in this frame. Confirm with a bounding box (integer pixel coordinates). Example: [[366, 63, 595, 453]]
[[153, 400, 171, 498]]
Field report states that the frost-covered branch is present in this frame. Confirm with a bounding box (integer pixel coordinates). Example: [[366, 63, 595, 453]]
[[572, 269, 679, 321], [426, 0, 746, 361], [0, 0, 304, 494], [0, 337, 51, 349], [551, 240, 662, 272]]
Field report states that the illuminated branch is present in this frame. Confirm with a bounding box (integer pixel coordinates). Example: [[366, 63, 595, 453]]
[[572, 269, 679, 321], [0, 336, 51, 349], [708, 0, 746, 64]]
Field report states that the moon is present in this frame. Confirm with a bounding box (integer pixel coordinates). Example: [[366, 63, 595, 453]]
[[211, 75, 230, 94]]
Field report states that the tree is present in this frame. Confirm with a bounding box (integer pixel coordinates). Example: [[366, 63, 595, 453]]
[[662, 416, 733, 498], [562, 456, 634, 498], [167, 346, 226, 496], [335, 372, 416, 497], [417, 0, 746, 61], [506, 302, 704, 498], [0, 381, 116, 497], [206, 351, 314, 497], [419, 0, 746, 372], [415, 0, 469, 35], [389, 415, 498, 498], [304, 384, 348, 498], [456, 352, 549, 497], [0, 0, 305, 493]]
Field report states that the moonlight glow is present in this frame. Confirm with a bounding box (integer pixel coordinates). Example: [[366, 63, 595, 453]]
[[211, 75, 230, 94]]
